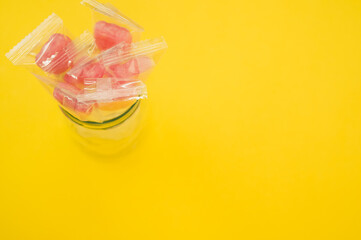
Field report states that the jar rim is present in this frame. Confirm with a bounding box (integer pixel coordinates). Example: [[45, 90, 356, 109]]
[[61, 99, 141, 130]]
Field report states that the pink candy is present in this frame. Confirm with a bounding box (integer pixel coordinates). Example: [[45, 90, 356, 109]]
[[94, 21, 132, 51], [108, 56, 154, 78], [63, 55, 154, 91], [53, 82, 94, 114], [64, 61, 105, 88], [35, 33, 74, 74]]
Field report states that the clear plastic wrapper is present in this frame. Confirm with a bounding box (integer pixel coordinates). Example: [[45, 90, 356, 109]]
[[103, 37, 167, 81], [52, 78, 147, 122], [5, 1, 165, 155], [63, 53, 106, 89], [64, 37, 167, 86], [5, 13, 94, 83], [81, 0, 144, 52]]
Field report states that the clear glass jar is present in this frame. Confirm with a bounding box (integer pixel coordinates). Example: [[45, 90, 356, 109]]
[[61, 99, 147, 155]]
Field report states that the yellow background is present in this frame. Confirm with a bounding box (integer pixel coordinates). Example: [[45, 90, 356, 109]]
[[1, 0, 361, 239]]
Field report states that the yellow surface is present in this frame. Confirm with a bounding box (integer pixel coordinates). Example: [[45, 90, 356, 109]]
[[1, 0, 361, 239]]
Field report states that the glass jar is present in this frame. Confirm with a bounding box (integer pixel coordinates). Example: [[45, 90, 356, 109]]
[[61, 99, 147, 155]]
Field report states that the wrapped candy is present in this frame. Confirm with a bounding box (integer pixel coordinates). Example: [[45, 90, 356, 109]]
[[5, 1, 166, 154], [35, 33, 73, 74], [53, 82, 95, 114], [93, 20, 132, 51], [63, 58, 105, 89], [81, 0, 143, 51], [5, 13, 95, 84], [82, 78, 147, 102], [54, 78, 147, 121], [107, 56, 155, 79], [103, 37, 167, 81], [64, 37, 167, 88]]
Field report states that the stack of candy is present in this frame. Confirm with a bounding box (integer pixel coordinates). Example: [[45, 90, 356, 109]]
[[6, 0, 167, 123]]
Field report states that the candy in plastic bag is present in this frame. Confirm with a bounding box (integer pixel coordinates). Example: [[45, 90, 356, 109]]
[[6, 13, 94, 82], [64, 58, 105, 89], [63, 37, 167, 88], [81, 0, 143, 51], [53, 78, 147, 122], [53, 82, 95, 115], [102, 37, 168, 81]]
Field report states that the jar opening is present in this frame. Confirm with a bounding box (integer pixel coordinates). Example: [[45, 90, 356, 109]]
[[61, 99, 141, 130]]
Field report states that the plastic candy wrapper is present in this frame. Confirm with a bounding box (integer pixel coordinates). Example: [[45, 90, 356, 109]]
[[5, 1, 166, 155], [103, 37, 167, 81], [81, 0, 143, 52], [63, 54, 106, 89], [53, 78, 147, 122], [64, 37, 167, 88], [5, 14, 95, 84]]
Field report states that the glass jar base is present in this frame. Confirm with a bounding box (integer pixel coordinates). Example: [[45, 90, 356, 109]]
[[61, 99, 148, 156]]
